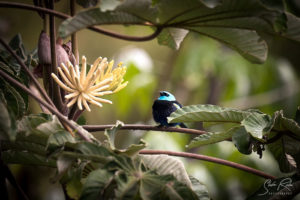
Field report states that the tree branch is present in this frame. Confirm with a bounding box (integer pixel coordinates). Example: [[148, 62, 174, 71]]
[[83, 124, 208, 135], [0, 69, 92, 142], [70, 0, 79, 62], [139, 150, 276, 180], [0, 1, 162, 42]]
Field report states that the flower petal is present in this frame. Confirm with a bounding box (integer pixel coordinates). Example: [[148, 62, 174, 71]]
[[52, 73, 76, 93]]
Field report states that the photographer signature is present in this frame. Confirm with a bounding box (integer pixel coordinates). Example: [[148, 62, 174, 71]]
[[259, 178, 293, 196]]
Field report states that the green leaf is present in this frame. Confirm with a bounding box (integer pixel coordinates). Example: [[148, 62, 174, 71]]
[[0, 100, 16, 140], [114, 139, 147, 156], [66, 142, 113, 157], [189, 176, 210, 200], [187, 27, 267, 63], [267, 132, 296, 173], [187, 127, 238, 148], [141, 154, 192, 187], [104, 121, 147, 156], [157, 28, 189, 49], [283, 13, 300, 42], [241, 112, 272, 139], [17, 113, 52, 136], [80, 169, 114, 200], [59, 0, 291, 63], [0, 83, 26, 119], [104, 120, 124, 149], [141, 173, 199, 200], [59, 9, 145, 38], [168, 104, 250, 123], [1, 151, 56, 167], [232, 126, 252, 155]]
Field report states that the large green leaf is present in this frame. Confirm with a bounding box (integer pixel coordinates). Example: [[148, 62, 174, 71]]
[[157, 28, 189, 49], [1, 151, 56, 167], [0, 34, 35, 118], [232, 126, 252, 155], [168, 104, 250, 123], [189, 176, 210, 200], [103, 121, 147, 156], [59, 0, 292, 63], [241, 112, 272, 139], [187, 127, 238, 148], [0, 100, 16, 140], [80, 169, 114, 200], [141, 154, 192, 187], [186, 27, 267, 63], [59, 9, 145, 38], [267, 133, 296, 173]]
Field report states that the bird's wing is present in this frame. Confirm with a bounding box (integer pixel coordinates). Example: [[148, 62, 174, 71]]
[[173, 101, 182, 109]]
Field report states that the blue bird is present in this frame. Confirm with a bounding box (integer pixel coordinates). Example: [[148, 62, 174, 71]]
[[152, 91, 187, 128]]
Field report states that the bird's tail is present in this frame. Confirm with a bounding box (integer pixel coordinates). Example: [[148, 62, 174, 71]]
[[179, 123, 187, 128]]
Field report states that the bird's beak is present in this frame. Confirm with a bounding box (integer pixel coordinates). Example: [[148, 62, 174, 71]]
[[159, 91, 163, 96]]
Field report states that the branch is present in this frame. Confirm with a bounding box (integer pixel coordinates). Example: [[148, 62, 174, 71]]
[[0, 2, 162, 42], [0, 37, 55, 108], [0, 69, 92, 142], [139, 150, 276, 180], [83, 124, 208, 135], [48, 0, 64, 111], [70, 0, 79, 62]]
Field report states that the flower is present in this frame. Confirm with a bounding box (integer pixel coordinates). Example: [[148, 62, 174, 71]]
[[51, 56, 128, 112]]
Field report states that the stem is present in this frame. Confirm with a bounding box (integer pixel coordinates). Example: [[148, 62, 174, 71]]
[[0, 2, 162, 42], [68, 103, 79, 120], [0, 37, 55, 108], [83, 124, 208, 135], [139, 150, 276, 180], [70, 0, 79, 62], [49, 0, 64, 112], [0, 69, 92, 142]]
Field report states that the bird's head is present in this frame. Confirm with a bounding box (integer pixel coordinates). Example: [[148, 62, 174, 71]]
[[158, 91, 176, 101]]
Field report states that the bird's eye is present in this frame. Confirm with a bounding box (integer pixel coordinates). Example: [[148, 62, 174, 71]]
[[163, 92, 169, 96]]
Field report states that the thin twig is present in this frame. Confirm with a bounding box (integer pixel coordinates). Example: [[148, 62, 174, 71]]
[[0, 37, 55, 108], [49, 0, 64, 111], [139, 150, 276, 180], [70, 0, 79, 62], [0, 2, 162, 42], [0, 69, 92, 142], [83, 124, 208, 135]]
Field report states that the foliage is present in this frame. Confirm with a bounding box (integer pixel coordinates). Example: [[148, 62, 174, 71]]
[[1, 0, 300, 199], [60, 0, 300, 64]]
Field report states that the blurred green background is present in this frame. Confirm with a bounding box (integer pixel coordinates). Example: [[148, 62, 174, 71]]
[[1, 0, 300, 199]]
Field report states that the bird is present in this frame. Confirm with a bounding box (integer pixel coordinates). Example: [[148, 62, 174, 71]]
[[152, 91, 187, 128]]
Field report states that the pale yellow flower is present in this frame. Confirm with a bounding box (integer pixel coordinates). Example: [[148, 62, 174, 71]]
[[51, 56, 127, 112]]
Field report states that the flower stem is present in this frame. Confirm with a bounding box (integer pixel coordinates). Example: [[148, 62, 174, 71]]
[[49, 0, 65, 113], [70, 0, 79, 62], [0, 1, 162, 42], [139, 150, 276, 180]]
